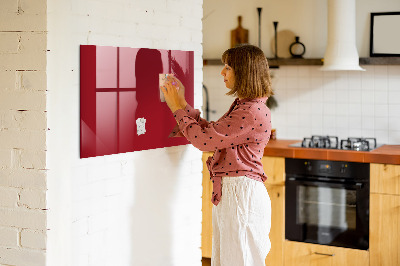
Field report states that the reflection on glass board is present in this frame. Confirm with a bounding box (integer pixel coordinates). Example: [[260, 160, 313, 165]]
[[80, 45, 194, 158]]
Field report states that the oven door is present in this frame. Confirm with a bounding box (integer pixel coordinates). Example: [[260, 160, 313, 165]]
[[285, 177, 369, 250]]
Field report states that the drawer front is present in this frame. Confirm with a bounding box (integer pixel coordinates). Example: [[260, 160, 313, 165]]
[[284, 241, 369, 266]]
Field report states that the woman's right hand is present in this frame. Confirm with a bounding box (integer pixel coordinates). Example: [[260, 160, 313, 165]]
[[168, 76, 187, 108]]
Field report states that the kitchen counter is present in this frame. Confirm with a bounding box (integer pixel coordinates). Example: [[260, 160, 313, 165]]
[[263, 139, 400, 164]]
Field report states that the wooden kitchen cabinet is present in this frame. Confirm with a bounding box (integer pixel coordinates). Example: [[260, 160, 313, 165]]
[[201, 152, 214, 258], [370, 193, 400, 266], [264, 184, 285, 266], [284, 241, 369, 266], [261, 156, 285, 185], [370, 163, 400, 266], [261, 156, 285, 266], [370, 163, 400, 195]]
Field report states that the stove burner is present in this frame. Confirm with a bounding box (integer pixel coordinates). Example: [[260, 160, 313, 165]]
[[295, 136, 378, 151], [340, 137, 377, 151], [301, 135, 339, 149]]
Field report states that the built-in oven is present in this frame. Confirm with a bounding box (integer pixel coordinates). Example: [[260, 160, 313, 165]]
[[285, 158, 369, 250]]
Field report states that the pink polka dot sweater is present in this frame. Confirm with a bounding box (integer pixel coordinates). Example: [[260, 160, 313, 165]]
[[170, 97, 272, 206]]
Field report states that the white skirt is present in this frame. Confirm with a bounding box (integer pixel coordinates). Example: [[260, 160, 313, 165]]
[[212, 176, 271, 266]]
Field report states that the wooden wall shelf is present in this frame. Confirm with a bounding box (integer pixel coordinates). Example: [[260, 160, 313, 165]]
[[203, 58, 323, 67], [359, 57, 400, 65], [203, 57, 400, 67], [268, 58, 323, 67]]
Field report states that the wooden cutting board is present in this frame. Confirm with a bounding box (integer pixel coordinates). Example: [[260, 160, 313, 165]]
[[231, 16, 249, 48]]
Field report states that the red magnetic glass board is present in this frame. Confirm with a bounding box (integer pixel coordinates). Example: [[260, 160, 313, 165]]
[[80, 45, 194, 158]]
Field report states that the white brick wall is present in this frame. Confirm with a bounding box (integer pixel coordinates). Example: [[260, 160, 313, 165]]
[[0, 169, 47, 189], [47, 1, 203, 266], [21, 229, 47, 250], [0, 0, 46, 32], [0, 208, 46, 230], [0, 0, 48, 265], [0, 247, 46, 266], [0, 227, 19, 247], [3, 0, 204, 264], [0, 187, 19, 208]]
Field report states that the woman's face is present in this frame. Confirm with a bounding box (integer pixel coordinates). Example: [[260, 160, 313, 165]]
[[220, 64, 235, 89]]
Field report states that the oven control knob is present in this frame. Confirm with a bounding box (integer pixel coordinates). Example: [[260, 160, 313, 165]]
[[304, 161, 312, 171], [340, 164, 347, 174]]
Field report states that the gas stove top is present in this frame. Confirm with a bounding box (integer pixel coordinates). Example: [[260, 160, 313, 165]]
[[289, 135, 382, 151]]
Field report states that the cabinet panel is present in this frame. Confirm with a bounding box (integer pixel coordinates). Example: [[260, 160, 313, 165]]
[[261, 156, 285, 185], [284, 241, 369, 266], [264, 185, 284, 266], [370, 163, 400, 195], [202, 152, 214, 258], [370, 193, 400, 266]]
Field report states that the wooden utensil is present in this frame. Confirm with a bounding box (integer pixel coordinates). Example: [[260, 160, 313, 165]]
[[231, 16, 249, 48]]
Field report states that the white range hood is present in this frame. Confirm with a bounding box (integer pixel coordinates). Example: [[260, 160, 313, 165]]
[[320, 0, 365, 71]]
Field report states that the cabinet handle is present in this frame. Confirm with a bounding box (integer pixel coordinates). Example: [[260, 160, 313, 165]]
[[314, 252, 335, 257]]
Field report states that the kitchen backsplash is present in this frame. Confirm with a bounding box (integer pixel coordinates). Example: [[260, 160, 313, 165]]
[[203, 65, 400, 144]]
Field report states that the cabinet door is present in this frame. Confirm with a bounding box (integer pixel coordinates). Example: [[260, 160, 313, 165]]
[[202, 152, 214, 258], [284, 241, 369, 266], [370, 163, 400, 195], [261, 156, 285, 185], [370, 193, 400, 266], [264, 185, 284, 266]]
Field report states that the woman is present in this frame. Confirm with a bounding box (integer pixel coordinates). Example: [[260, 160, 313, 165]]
[[162, 44, 273, 266]]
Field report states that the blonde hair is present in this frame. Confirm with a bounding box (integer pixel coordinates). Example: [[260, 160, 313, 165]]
[[221, 44, 273, 99]]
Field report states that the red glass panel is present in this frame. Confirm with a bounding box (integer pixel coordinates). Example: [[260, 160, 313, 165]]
[[96, 92, 118, 156], [119, 91, 137, 153], [80, 45, 97, 158], [119, 47, 139, 88], [80, 45, 194, 158], [96, 46, 117, 88], [159, 49, 170, 75]]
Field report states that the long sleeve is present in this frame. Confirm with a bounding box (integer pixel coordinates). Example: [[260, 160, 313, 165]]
[[172, 105, 258, 152], [169, 103, 210, 137]]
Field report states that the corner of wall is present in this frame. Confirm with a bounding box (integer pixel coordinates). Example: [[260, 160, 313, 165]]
[[0, 0, 48, 265]]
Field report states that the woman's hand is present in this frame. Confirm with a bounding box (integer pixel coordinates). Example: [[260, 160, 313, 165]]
[[161, 76, 186, 113], [173, 76, 187, 108]]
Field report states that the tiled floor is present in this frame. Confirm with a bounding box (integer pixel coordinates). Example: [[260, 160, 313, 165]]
[[202, 257, 211, 266]]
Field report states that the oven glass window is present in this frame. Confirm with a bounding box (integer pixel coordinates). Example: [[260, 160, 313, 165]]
[[297, 186, 356, 230]]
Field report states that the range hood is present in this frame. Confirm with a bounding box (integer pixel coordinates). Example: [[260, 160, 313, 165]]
[[320, 0, 365, 71]]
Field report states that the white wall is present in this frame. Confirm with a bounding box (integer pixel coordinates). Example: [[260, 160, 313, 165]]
[[203, 0, 400, 145], [204, 0, 326, 59], [203, 0, 400, 58], [271, 65, 400, 144], [204, 64, 400, 144], [0, 0, 48, 265], [46, 0, 203, 266]]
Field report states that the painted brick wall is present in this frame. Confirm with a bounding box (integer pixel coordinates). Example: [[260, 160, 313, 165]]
[[0, 0, 48, 265], [46, 1, 203, 266]]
